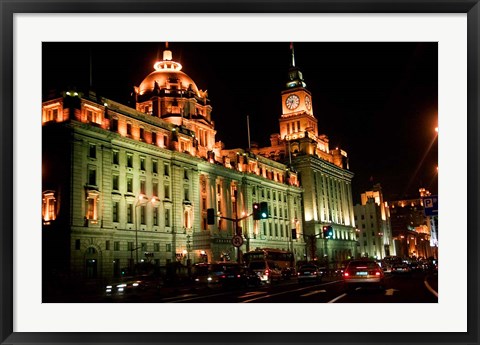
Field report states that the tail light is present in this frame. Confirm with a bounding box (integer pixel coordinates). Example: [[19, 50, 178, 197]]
[[237, 274, 241, 278], [220, 275, 226, 279], [344, 272, 349, 277], [264, 269, 270, 276], [297, 272, 300, 276], [313, 271, 317, 275], [375, 271, 381, 276]]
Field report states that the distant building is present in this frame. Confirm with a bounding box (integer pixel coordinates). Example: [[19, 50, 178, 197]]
[[252, 44, 357, 268], [353, 184, 395, 259], [388, 188, 437, 259], [42, 46, 306, 291]]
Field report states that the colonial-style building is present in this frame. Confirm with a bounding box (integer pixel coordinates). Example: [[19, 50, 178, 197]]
[[252, 46, 358, 267], [353, 184, 395, 259], [389, 188, 437, 259], [42, 46, 305, 287]]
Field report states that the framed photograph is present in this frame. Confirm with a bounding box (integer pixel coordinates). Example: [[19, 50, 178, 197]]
[[1, 1, 479, 345]]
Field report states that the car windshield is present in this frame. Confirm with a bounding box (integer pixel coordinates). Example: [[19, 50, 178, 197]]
[[348, 261, 378, 269], [300, 265, 317, 270], [249, 262, 266, 269]]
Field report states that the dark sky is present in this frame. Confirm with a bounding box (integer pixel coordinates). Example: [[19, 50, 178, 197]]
[[43, 42, 438, 203]]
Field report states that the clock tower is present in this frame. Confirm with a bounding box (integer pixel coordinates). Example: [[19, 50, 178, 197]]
[[279, 43, 318, 141]]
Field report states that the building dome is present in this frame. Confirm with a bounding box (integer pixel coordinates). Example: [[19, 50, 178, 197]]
[[136, 47, 200, 97]]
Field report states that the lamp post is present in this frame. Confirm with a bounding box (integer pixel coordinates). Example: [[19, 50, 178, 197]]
[[133, 194, 151, 273]]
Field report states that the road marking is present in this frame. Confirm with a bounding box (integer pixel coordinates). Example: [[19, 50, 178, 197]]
[[301, 290, 326, 297], [424, 277, 438, 298], [384, 288, 399, 296], [238, 291, 267, 299], [162, 293, 197, 301], [328, 293, 347, 303], [242, 280, 341, 303]]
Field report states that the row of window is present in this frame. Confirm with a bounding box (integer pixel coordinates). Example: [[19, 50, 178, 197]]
[[75, 239, 172, 252]]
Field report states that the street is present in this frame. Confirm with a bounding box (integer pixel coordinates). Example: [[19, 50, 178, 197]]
[[98, 271, 438, 304]]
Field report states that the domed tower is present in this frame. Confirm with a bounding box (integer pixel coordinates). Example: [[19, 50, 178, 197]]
[[134, 43, 216, 158]]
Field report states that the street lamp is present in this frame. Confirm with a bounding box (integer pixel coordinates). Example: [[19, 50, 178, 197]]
[[133, 194, 150, 272]]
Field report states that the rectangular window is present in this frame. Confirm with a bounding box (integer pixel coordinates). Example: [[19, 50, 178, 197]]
[[153, 207, 158, 226], [127, 153, 133, 168], [166, 243, 172, 252], [275, 224, 278, 237], [127, 176, 133, 193], [140, 205, 146, 225], [127, 204, 133, 223], [111, 118, 118, 132], [112, 202, 119, 222], [114, 241, 120, 251], [184, 187, 189, 201], [164, 164, 170, 176], [86, 198, 95, 219], [112, 150, 119, 165], [152, 181, 158, 197], [263, 223, 267, 236], [126, 123, 132, 136], [106, 240, 110, 251], [75, 239, 81, 250], [165, 209, 170, 227], [164, 185, 170, 199], [112, 175, 119, 191], [140, 180, 146, 194], [184, 169, 189, 180], [88, 168, 96, 186], [163, 135, 168, 147], [269, 223, 272, 236], [89, 144, 96, 158], [152, 132, 157, 145], [139, 128, 145, 140], [152, 160, 158, 174], [202, 198, 206, 210], [128, 242, 134, 251], [86, 109, 93, 122], [140, 157, 145, 171], [154, 243, 160, 252]]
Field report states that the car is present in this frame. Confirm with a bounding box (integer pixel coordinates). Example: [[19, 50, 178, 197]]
[[391, 262, 411, 274], [248, 260, 282, 284], [297, 264, 323, 283], [343, 259, 385, 292], [192, 263, 233, 287], [105, 274, 163, 299]]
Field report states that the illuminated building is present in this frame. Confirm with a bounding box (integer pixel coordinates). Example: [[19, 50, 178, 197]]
[[353, 184, 395, 259], [42, 46, 305, 286], [252, 44, 357, 267], [388, 188, 437, 259]]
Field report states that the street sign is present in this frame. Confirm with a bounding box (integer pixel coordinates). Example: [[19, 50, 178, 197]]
[[422, 195, 438, 217], [231, 235, 244, 247]]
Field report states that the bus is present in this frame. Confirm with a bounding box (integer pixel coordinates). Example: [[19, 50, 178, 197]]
[[243, 248, 296, 278]]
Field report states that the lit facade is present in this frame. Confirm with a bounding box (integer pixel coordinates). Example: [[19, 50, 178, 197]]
[[42, 47, 305, 285], [252, 46, 357, 267], [353, 184, 395, 259], [389, 188, 437, 259]]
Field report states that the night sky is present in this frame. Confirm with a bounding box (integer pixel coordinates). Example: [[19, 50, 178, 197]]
[[42, 42, 438, 203]]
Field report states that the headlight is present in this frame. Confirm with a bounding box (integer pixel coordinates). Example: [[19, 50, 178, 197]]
[[117, 284, 126, 288], [207, 277, 212, 281], [106, 285, 112, 289], [132, 283, 139, 287]]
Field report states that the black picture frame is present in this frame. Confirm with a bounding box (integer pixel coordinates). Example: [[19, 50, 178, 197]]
[[1, 1, 479, 344]]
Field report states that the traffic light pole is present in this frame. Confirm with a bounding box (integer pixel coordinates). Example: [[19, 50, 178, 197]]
[[215, 213, 253, 263]]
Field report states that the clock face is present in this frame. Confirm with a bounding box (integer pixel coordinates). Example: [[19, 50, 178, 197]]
[[286, 94, 300, 110], [305, 96, 312, 110]]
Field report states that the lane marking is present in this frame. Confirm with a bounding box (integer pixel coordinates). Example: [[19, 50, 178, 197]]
[[242, 280, 341, 303], [384, 288, 399, 296], [301, 290, 326, 297], [162, 293, 197, 301], [328, 293, 347, 303], [424, 277, 438, 298], [238, 291, 267, 299]]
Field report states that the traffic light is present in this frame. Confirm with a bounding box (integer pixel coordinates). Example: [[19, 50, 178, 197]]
[[252, 203, 261, 220], [260, 202, 269, 219], [323, 225, 334, 239], [207, 208, 215, 225], [291, 229, 297, 240]]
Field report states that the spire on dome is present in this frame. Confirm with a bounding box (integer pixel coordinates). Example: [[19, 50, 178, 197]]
[[154, 42, 182, 71], [290, 42, 296, 67]]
